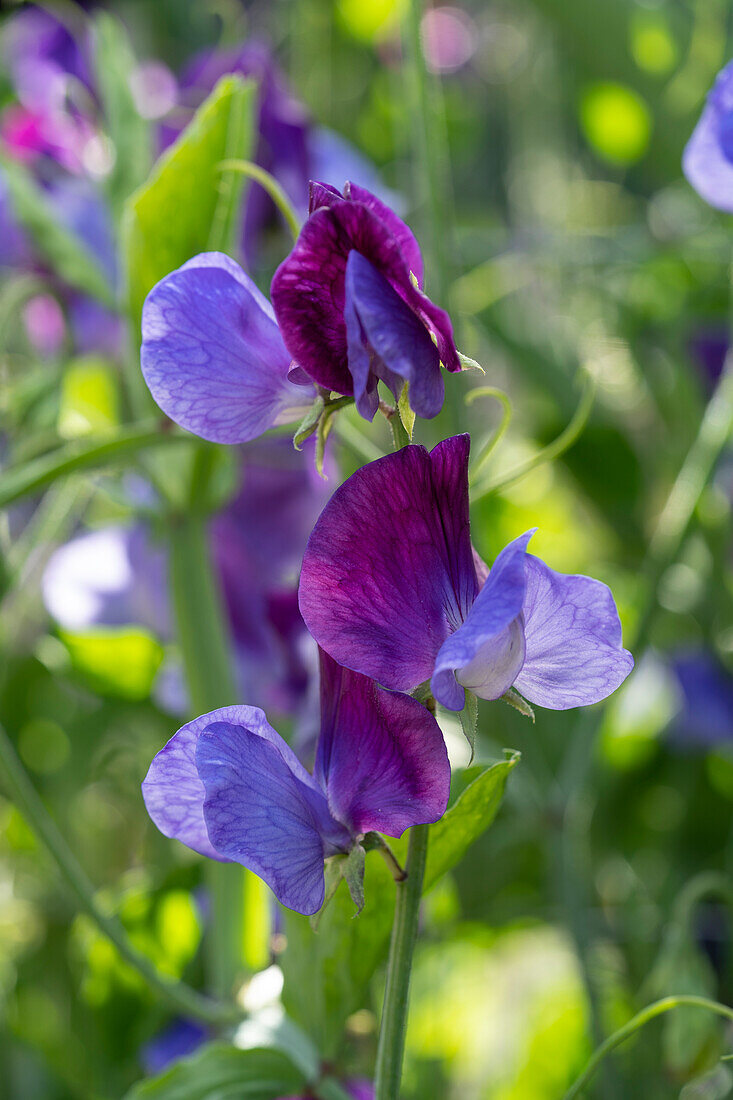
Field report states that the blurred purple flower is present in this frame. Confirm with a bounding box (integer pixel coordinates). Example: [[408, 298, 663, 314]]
[[299, 435, 633, 712], [141, 252, 313, 444], [271, 181, 459, 420], [141, 1019, 208, 1075], [42, 439, 330, 716], [683, 60, 733, 212], [671, 651, 733, 748], [142, 648, 449, 915]]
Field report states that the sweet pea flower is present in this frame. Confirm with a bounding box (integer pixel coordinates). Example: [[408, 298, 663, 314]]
[[271, 181, 460, 421], [683, 60, 733, 212], [142, 650, 450, 915], [299, 435, 633, 712], [141, 252, 313, 444]]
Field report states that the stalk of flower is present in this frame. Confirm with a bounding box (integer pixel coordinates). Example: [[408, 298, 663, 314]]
[[299, 434, 634, 714], [142, 648, 449, 915]]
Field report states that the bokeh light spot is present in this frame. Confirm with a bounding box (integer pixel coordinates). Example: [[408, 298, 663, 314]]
[[580, 82, 652, 166]]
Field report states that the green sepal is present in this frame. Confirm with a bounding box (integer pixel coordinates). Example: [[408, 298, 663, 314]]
[[310, 845, 366, 932], [458, 689, 479, 760], [389, 408, 412, 450], [316, 407, 335, 479], [397, 382, 416, 441], [457, 350, 485, 373], [343, 843, 366, 913], [500, 688, 535, 721], [411, 680, 436, 712], [310, 854, 347, 932], [293, 396, 325, 450]]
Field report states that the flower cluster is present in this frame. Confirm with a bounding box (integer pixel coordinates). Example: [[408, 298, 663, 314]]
[[140, 172, 634, 919]]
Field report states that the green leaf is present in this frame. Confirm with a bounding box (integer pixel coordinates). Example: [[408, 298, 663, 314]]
[[123, 75, 256, 325], [458, 689, 478, 761], [423, 753, 519, 892], [57, 356, 120, 439], [124, 1043, 307, 1100], [92, 12, 152, 214], [457, 350, 485, 373], [60, 627, 164, 700], [0, 156, 115, 307], [281, 851, 395, 1057]]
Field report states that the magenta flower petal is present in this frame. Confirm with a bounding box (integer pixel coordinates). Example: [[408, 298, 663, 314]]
[[196, 712, 349, 915], [271, 190, 458, 405], [345, 251, 444, 419], [141, 252, 312, 444], [345, 182, 424, 285], [513, 556, 634, 709], [431, 531, 533, 710], [299, 435, 478, 692], [315, 650, 450, 837], [683, 61, 733, 213]]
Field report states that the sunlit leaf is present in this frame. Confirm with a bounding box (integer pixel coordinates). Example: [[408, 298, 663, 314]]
[[59, 627, 163, 700], [124, 1043, 307, 1100]]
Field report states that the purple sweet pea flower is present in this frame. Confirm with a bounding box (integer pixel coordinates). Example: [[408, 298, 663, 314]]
[[271, 181, 460, 421], [299, 435, 633, 712], [683, 60, 733, 212], [141, 252, 313, 444], [142, 649, 450, 915]]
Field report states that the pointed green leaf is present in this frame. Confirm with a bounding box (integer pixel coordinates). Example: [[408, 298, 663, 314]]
[[343, 843, 366, 912], [0, 156, 115, 307], [123, 75, 256, 325], [124, 1043, 307, 1099], [423, 753, 519, 892], [457, 350, 485, 373]]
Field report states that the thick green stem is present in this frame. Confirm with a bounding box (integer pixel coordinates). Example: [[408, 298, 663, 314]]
[[0, 721, 239, 1027], [374, 822, 429, 1099], [563, 995, 733, 1099], [167, 492, 244, 1000]]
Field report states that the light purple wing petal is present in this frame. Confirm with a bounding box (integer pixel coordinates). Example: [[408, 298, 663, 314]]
[[345, 251, 444, 419], [512, 555, 634, 709], [141, 252, 311, 444], [195, 715, 347, 915], [142, 707, 269, 860], [683, 61, 733, 213], [299, 435, 478, 693], [345, 181, 424, 286], [315, 650, 450, 837], [431, 532, 533, 710]]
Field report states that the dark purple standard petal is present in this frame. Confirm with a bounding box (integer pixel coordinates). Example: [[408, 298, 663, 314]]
[[513, 555, 634, 709], [431, 531, 533, 711], [195, 712, 349, 915], [299, 435, 478, 692], [345, 251, 444, 419], [683, 60, 733, 213], [271, 189, 459, 403], [141, 252, 311, 444], [315, 650, 450, 837]]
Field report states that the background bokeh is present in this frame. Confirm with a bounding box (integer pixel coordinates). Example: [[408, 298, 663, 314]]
[[2, 1, 733, 1097]]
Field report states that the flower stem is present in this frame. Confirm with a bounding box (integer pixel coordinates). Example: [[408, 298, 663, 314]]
[[0, 720, 240, 1027], [374, 822, 429, 1100], [167, 472, 244, 1001], [563, 995, 733, 1099]]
